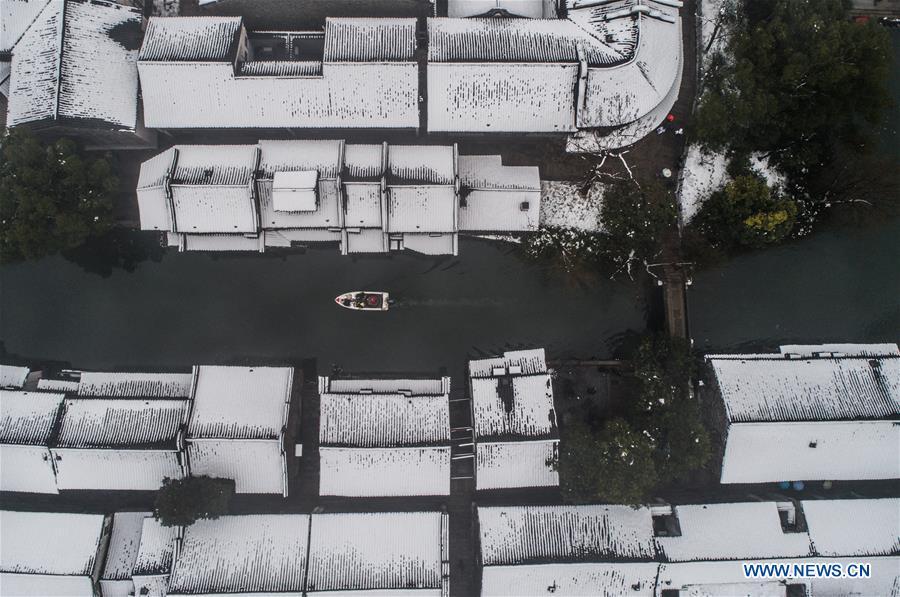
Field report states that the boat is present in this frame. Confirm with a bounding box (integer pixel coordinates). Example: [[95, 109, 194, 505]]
[[335, 291, 390, 311]]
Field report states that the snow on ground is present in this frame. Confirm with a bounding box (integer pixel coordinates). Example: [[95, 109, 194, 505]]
[[679, 145, 728, 223], [679, 147, 786, 223], [749, 152, 786, 189], [539, 181, 604, 232]]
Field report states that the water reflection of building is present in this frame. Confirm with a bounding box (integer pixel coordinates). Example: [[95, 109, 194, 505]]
[[136, 141, 541, 255]]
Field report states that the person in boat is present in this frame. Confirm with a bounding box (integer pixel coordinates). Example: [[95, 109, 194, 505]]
[[355, 292, 368, 309]]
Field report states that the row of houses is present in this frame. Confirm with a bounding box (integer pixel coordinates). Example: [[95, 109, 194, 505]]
[[135, 141, 541, 254], [0, 509, 450, 597], [2, 0, 682, 150], [3, 497, 897, 596], [476, 499, 900, 596], [0, 366, 297, 495], [3, 343, 898, 497]]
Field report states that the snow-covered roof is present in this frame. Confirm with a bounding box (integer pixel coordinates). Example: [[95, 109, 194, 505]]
[[458, 155, 540, 232], [481, 562, 659, 597], [720, 420, 900, 483], [0, 0, 51, 53], [325, 377, 449, 395], [188, 366, 293, 439], [426, 5, 681, 133], [470, 348, 547, 377], [132, 517, 178, 577], [138, 18, 419, 129], [655, 561, 787, 597], [319, 446, 451, 496], [476, 439, 559, 490], [306, 512, 445, 593], [36, 378, 79, 392], [472, 374, 556, 439], [0, 390, 64, 445], [388, 145, 456, 185], [185, 439, 287, 494], [52, 447, 184, 491], [102, 512, 150, 582], [138, 17, 242, 62], [77, 371, 194, 398], [0, 443, 59, 493], [779, 343, 900, 358], [259, 140, 344, 179], [0, 510, 106, 576], [427, 17, 622, 65], [168, 515, 309, 595], [656, 503, 813, 562], [8, 0, 141, 130], [56, 398, 187, 448], [709, 353, 900, 423], [0, 365, 30, 389], [386, 187, 457, 233], [319, 392, 450, 447], [803, 498, 900, 557], [479, 505, 657, 565], [323, 18, 416, 62]]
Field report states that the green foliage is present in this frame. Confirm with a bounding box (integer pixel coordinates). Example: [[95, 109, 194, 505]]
[[557, 418, 658, 504], [693, 174, 798, 249], [0, 129, 118, 263], [556, 335, 712, 501], [695, 0, 891, 184], [153, 476, 235, 527]]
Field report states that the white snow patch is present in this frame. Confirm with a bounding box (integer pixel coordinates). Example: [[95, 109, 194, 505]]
[[539, 181, 604, 232], [678, 145, 728, 223], [749, 152, 786, 189]]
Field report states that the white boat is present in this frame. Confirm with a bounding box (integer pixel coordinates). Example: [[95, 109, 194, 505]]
[[335, 291, 390, 311]]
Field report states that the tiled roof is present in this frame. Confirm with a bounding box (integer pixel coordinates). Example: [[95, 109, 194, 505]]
[[52, 448, 183, 491], [470, 348, 547, 377], [0, 0, 51, 53], [132, 517, 177, 576], [306, 512, 444, 593], [803, 499, 900, 557], [325, 377, 448, 395], [186, 439, 286, 494], [323, 18, 416, 62], [386, 186, 457, 233], [258, 140, 343, 179], [472, 374, 556, 439], [0, 510, 105, 576], [709, 354, 900, 423], [720, 420, 900, 483], [481, 562, 659, 596], [139, 17, 242, 61], [168, 515, 309, 594], [7, 0, 142, 129], [170, 145, 257, 186], [0, 365, 30, 389], [476, 439, 559, 490], [0, 390, 64, 445], [655, 503, 813, 562], [478, 505, 657, 565], [427, 18, 621, 64], [319, 392, 450, 447], [102, 512, 150, 582], [388, 145, 456, 185], [55, 399, 187, 448], [188, 366, 292, 439], [319, 446, 451, 497], [77, 372, 193, 399]]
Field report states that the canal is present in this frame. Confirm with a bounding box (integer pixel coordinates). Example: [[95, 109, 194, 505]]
[[0, 239, 649, 378], [689, 28, 900, 351]]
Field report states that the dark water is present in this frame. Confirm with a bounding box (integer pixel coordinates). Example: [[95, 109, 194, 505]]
[[0, 239, 647, 378], [689, 29, 900, 351]]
